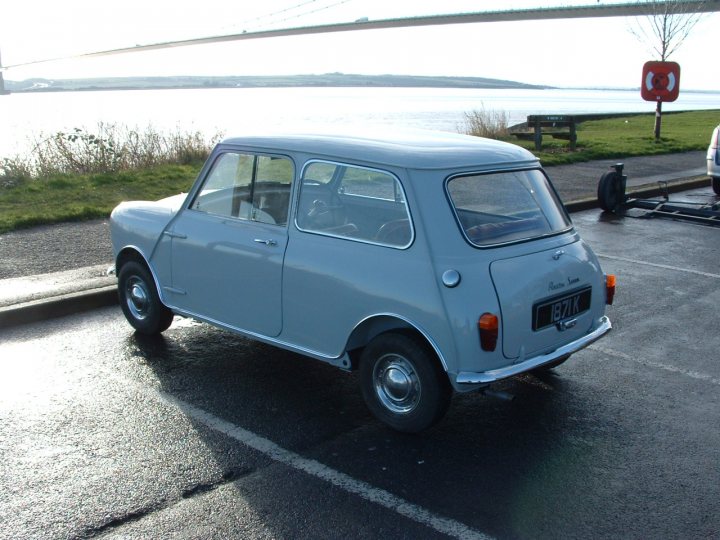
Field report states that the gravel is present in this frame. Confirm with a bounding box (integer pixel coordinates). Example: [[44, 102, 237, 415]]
[[0, 219, 113, 279]]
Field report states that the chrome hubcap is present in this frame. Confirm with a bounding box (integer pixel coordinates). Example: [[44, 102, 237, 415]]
[[373, 354, 421, 414], [126, 277, 150, 320]]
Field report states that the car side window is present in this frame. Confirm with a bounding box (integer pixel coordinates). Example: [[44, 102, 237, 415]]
[[339, 168, 405, 202], [297, 161, 413, 248], [191, 152, 293, 226]]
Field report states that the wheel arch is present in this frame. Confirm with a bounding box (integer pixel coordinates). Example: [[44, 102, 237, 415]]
[[116, 246, 150, 273], [345, 314, 449, 373], [115, 246, 168, 305]]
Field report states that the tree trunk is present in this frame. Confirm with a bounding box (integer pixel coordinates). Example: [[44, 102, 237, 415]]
[[654, 100, 663, 141]]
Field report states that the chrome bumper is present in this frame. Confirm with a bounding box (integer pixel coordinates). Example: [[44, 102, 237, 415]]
[[456, 316, 612, 385]]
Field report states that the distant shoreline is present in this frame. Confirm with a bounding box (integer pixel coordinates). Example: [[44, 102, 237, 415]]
[[3, 73, 552, 93]]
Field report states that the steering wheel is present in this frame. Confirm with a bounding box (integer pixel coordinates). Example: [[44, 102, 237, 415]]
[[306, 193, 346, 228], [308, 199, 330, 219]]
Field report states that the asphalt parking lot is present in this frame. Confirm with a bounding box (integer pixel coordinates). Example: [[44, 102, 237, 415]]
[[1, 187, 719, 539]]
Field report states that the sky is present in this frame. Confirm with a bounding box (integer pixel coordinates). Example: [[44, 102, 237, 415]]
[[1, 0, 719, 90]]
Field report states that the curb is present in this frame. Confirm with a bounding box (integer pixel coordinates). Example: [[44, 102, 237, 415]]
[[0, 175, 711, 331], [0, 285, 118, 330], [564, 175, 710, 213]]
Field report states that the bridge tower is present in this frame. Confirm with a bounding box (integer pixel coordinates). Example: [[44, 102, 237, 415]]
[[0, 47, 7, 94]]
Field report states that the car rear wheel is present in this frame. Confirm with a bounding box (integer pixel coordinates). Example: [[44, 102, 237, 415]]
[[118, 261, 173, 335], [712, 177, 720, 196], [360, 332, 451, 433]]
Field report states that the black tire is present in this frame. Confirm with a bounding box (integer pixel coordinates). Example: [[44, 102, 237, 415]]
[[597, 170, 624, 212], [118, 261, 173, 335], [712, 177, 720, 196], [359, 332, 451, 433]]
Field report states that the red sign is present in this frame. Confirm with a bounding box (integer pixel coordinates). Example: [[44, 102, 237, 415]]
[[641, 61, 680, 102]]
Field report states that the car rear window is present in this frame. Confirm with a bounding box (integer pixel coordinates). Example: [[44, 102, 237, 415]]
[[446, 169, 571, 247]]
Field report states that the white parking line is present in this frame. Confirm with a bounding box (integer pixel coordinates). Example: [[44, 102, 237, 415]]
[[141, 385, 493, 540], [596, 254, 720, 279], [590, 344, 720, 387]]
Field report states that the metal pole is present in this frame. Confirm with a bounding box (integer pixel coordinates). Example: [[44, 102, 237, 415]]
[[654, 100, 662, 141]]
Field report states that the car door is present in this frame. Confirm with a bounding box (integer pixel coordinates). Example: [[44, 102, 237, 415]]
[[166, 150, 294, 337]]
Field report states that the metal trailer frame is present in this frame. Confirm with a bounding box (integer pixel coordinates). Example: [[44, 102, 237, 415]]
[[596, 163, 720, 226]]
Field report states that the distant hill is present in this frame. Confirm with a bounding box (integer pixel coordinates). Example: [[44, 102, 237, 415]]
[[4, 73, 549, 92]]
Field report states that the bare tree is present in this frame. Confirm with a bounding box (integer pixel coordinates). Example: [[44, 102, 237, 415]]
[[629, 0, 707, 140]]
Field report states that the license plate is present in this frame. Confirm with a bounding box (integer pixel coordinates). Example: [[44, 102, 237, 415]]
[[533, 287, 592, 331]]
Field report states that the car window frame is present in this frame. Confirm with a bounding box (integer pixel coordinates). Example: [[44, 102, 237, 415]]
[[188, 149, 295, 227], [295, 159, 415, 249], [444, 166, 574, 249]]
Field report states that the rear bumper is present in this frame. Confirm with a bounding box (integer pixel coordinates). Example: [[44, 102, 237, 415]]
[[455, 316, 612, 385]]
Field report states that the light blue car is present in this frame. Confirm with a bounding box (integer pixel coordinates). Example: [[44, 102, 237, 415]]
[[110, 129, 614, 432]]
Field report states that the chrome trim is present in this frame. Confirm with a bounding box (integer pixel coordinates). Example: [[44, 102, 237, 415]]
[[254, 238, 278, 246], [557, 318, 577, 331], [294, 159, 415, 250], [373, 353, 422, 414], [444, 167, 574, 249], [456, 316, 612, 385], [348, 312, 450, 372], [125, 276, 152, 321]]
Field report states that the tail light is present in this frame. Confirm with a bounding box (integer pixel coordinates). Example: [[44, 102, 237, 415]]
[[712, 128, 719, 150], [606, 274, 616, 305], [478, 313, 499, 351]]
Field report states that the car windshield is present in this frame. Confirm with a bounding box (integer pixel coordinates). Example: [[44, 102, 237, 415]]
[[446, 169, 571, 247]]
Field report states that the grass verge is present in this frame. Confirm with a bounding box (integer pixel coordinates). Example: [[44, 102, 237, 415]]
[[506, 109, 720, 166], [0, 163, 201, 234]]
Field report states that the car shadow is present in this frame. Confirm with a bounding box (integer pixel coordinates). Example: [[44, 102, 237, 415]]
[[125, 321, 620, 538]]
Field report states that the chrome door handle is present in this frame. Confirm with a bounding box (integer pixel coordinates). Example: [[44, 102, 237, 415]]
[[163, 231, 187, 239], [254, 238, 277, 246]]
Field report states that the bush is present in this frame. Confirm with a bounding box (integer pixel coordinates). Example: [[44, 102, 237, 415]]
[[460, 107, 510, 139], [10, 123, 223, 179], [0, 157, 33, 187]]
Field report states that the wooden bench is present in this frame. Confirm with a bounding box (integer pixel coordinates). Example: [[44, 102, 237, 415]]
[[513, 115, 578, 150]]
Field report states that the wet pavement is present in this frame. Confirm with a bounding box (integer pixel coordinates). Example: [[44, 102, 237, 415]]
[[1, 193, 719, 539]]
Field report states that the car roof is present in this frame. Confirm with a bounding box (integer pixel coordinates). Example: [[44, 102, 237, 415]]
[[220, 128, 538, 170]]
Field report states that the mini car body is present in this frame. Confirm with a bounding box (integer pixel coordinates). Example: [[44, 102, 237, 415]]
[[110, 130, 614, 432]]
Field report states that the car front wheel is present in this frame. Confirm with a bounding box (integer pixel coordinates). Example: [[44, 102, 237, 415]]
[[712, 176, 720, 196], [118, 261, 173, 335], [360, 332, 451, 433]]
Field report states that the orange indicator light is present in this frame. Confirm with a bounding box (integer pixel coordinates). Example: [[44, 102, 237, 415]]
[[478, 313, 499, 351]]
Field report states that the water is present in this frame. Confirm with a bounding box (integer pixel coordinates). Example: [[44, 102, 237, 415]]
[[1, 86, 718, 157]]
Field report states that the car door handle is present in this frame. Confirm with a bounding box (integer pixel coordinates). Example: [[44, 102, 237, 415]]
[[254, 238, 278, 247], [163, 231, 187, 239], [557, 318, 578, 331]]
